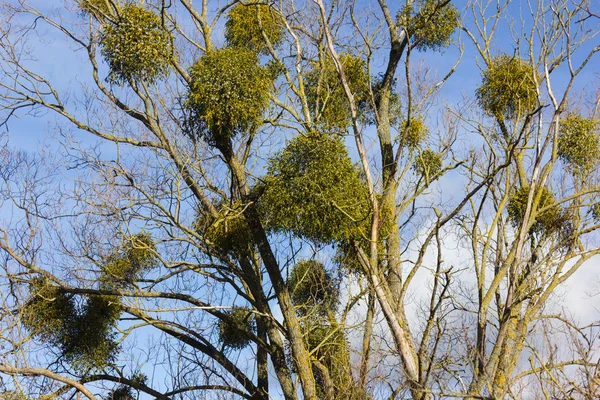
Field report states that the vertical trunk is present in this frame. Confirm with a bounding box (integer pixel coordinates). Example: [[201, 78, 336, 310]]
[[238, 259, 297, 400], [368, 38, 423, 398], [255, 317, 269, 400], [221, 145, 317, 400], [358, 290, 375, 389]]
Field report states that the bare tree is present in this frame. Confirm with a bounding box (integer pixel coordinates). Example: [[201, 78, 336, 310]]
[[0, 0, 598, 399]]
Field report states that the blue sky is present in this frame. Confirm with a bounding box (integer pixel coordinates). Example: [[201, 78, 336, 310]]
[[1, 0, 599, 399]]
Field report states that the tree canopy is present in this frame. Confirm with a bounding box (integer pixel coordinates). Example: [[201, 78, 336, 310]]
[[0, 0, 599, 399]]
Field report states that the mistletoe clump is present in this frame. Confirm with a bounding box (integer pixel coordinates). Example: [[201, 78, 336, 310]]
[[591, 202, 600, 222], [22, 279, 121, 370], [21, 278, 76, 344], [304, 322, 353, 397], [197, 203, 254, 257], [361, 74, 402, 127], [106, 385, 135, 400], [476, 55, 539, 120], [507, 185, 565, 235], [102, 232, 157, 285], [288, 260, 339, 316], [305, 53, 370, 132], [400, 116, 429, 148], [225, 3, 286, 54], [99, 4, 174, 84], [217, 307, 256, 349], [397, 0, 459, 51], [413, 148, 442, 179], [186, 48, 273, 147], [260, 133, 371, 244], [79, 0, 115, 17], [557, 114, 600, 176]]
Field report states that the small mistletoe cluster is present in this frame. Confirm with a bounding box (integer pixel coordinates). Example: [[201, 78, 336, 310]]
[[413, 149, 442, 180], [557, 114, 600, 176], [288, 260, 340, 316], [305, 53, 370, 132], [102, 232, 157, 286], [400, 116, 429, 148], [79, 0, 115, 18], [303, 321, 354, 397], [99, 3, 175, 85], [185, 48, 273, 147], [195, 202, 254, 257], [259, 133, 371, 244], [397, 0, 460, 51], [225, 3, 286, 54], [507, 185, 569, 236], [217, 307, 256, 350], [22, 278, 121, 370], [476, 55, 539, 120]]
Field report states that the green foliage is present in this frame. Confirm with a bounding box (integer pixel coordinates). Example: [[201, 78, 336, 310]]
[[186, 48, 273, 147], [99, 4, 174, 84], [105, 371, 147, 399], [413, 149, 442, 179], [22, 279, 121, 370], [360, 74, 402, 128], [304, 322, 353, 397], [305, 53, 370, 132], [79, 0, 115, 17], [225, 3, 285, 54], [507, 185, 565, 235], [397, 0, 459, 51], [333, 241, 364, 275], [260, 133, 371, 243], [591, 202, 600, 221], [103, 232, 157, 285], [557, 114, 600, 176], [400, 116, 428, 148], [106, 385, 135, 400], [21, 278, 76, 343], [196, 203, 254, 256], [2, 392, 56, 400], [476, 55, 539, 120], [288, 260, 339, 316], [217, 307, 256, 349], [79, 0, 116, 17]]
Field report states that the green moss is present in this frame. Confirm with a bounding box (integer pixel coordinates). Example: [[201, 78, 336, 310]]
[[217, 307, 256, 349], [557, 114, 600, 176], [186, 48, 273, 147], [99, 4, 175, 84], [400, 116, 428, 148], [288, 260, 339, 316], [507, 185, 564, 235], [397, 0, 459, 51], [103, 232, 157, 285], [413, 148, 442, 179], [22, 279, 121, 370], [225, 3, 285, 54], [305, 53, 370, 132], [476, 55, 539, 120], [260, 133, 371, 243]]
